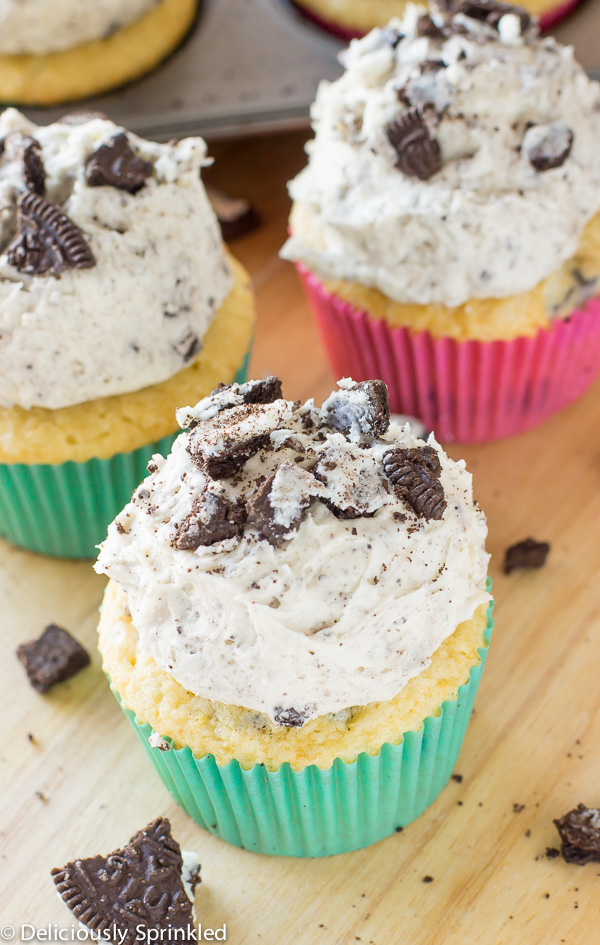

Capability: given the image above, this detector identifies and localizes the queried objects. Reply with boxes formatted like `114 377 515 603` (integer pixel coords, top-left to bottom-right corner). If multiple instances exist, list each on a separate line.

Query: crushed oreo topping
554 804 600 865
85 133 153 195
240 376 283 405
17 624 90 694
323 379 390 439
504 537 550 574
179 377 283 429
246 463 324 546
527 124 574 173
7 191 96 275
51 818 196 945
21 136 46 196
452 0 533 32
186 401 285 479
386 107 442 181
383 446 447 520
313 447 387 520
173 492 246 549
273 706 312 727
416 13 446 38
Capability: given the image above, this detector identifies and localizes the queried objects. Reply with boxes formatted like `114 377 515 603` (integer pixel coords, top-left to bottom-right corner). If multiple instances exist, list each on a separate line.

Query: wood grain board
2 11 600 939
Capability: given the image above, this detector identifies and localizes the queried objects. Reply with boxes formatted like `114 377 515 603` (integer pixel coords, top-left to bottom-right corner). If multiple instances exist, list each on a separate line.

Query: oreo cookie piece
186 401 287 479
526 123 574 173
17 624 90 694
173 492 246 550
416 13 446 38
504 537 550 574
207 185 262 242
273 706 313 727
178 377 283 429
7 192 95 275
21 136 46 196
386 107 442 181
383 446 447 521
246 463 325 546
554 804 600 865
452 0 533 32
85 133 153 195
51 818 196 945
322 379 390 440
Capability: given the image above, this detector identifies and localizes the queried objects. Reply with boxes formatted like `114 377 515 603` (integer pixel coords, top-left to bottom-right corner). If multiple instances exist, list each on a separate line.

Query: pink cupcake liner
297 265 600 443
289 0 582 40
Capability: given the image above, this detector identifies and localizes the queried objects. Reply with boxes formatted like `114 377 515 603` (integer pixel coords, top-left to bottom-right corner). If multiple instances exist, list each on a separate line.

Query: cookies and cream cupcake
0 0 198 105
96 376 492 856
282 1 600 441
291 0 581 39
0 108 254 557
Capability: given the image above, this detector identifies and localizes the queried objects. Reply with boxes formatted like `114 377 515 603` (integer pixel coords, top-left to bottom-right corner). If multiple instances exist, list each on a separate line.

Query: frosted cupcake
291 0 581 40
0 0 198 105
0 109 254 557
96 376 492 857
282 1 600 442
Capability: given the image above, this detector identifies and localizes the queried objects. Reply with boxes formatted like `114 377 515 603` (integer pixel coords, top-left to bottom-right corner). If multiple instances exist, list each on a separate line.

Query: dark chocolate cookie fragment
187 401 285 479
240 376 283 405
386 107 441 181
383 446 446 521
85 133 153 195
17 624 90 694
554 804 600 865
503 537 550 574
273 706 312 727
173 492 246 549
416 13 446 38
51 818 196 945
452 0 533 32
527 125 573 173
323 379 390 439
7 192 95 275
246 463 323 546
21 136 46 196
180 378 283 430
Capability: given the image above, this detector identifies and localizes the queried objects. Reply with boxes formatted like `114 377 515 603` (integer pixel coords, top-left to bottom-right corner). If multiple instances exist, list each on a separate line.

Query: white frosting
0 109 231 410
96 379 490 725
282 3 600 307
0 0 157 56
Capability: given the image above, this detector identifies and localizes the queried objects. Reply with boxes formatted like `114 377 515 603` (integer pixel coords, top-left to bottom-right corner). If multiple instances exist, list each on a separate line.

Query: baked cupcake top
95 377 489 726
0 0 156 56
0 109 231 410
282 1 600 307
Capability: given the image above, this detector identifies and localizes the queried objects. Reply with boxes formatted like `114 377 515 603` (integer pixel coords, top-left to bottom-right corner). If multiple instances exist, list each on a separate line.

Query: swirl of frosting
95 377 490 726
282 2 600 307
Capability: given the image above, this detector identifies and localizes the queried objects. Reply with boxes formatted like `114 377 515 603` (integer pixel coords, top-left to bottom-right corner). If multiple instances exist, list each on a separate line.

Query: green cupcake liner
112 588 493 858
0 352 251 559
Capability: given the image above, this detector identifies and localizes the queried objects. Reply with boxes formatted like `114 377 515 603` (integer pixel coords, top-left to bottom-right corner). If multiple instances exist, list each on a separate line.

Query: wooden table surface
3 16 600 942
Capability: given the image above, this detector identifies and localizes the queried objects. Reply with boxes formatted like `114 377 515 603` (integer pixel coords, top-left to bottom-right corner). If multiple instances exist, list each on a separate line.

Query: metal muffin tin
22 0 599 140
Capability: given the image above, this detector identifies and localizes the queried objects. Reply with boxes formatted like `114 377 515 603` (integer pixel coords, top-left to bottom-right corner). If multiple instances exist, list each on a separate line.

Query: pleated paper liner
110 591 493 858
297 266 600 443
290 0 582 40
0 351 251 559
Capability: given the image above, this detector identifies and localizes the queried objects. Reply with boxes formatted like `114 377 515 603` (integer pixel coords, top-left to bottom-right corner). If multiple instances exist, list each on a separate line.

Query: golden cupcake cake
96 376 492 856
0 108 254 557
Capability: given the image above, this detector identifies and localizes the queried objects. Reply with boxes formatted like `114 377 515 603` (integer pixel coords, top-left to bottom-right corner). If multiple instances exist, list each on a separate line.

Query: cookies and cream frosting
96 377 490 727
0 0 158 56
0 109 231 410
282 1 600 307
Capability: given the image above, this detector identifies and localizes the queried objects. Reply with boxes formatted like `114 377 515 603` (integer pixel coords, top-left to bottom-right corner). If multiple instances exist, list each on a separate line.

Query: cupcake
0 0 198 106
291 0 581 40
282 2 600 442
0 108 254 558
95 376 492 857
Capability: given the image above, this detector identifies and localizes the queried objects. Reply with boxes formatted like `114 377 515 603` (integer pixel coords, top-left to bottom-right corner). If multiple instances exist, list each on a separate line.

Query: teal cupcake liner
0 352 251 559
112 589 493 858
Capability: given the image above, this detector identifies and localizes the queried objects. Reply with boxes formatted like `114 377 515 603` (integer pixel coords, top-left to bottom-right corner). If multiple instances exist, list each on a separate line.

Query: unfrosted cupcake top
282 1 600 307
0 109 231 411
95 377 490 726
0 0 156 56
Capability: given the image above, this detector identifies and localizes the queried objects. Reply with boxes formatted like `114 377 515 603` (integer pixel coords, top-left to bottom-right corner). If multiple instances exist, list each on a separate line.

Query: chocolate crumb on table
17 624 90 694
554 804 600 864
504 537 550 574
451 773 463 783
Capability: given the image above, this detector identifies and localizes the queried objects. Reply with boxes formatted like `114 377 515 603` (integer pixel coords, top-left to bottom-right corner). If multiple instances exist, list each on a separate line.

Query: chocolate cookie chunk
273 706 313 727
554 804 600 865
51 818 196 945
85 133 153 195
383 446 447 521
173 492 246 549
17 624 90 694
452 0 533 32
187 401 286 479
21 136 46 196
7 192 96 275
387 107 441 181
323 379 390 439
504 537 550 574
527 124 573 173
246 463 324 546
